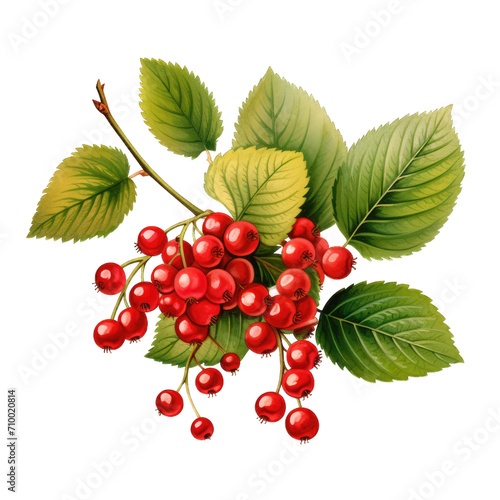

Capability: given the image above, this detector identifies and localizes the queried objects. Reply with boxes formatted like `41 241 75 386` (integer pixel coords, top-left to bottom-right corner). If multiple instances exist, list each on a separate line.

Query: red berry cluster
92 213 356 442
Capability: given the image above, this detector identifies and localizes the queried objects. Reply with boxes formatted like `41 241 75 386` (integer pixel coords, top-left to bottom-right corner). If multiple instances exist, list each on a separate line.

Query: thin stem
193 221 203 236
178 222 190 268
94 80 204 216
141 263 145 282
185 376 200 419
193 355 204 369
296 399 303 408
176 345 201 392
208 334 226 354
273 327 285 393
206 149 213 164
280 331 292 347
121 257 145 268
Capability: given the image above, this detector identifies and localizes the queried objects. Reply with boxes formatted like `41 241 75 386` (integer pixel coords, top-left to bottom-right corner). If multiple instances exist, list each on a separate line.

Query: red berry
294 296 317 324
238 284 271 316
282 369 315 399
175 315 208 345
224 221 260 256
136 226 167 256
187 299 220 326
225 258 255 286
202 212 234 239
285 408 319 443
245 322 277 355
288 218 320 242
118 307 148 342
322 246 355 279
156 390 183 417
282 238 316 269
94 263 126 295
174 267 208 302
151 264 178 294
129 282 159 312
93 319 125 352
195 368 224 396
159 292 186 318
276 269 311 301
191 417 214 440
193 235 225 268
287 340 321 370
313 237 329 262
205 269 236 304
220 353 240 374
312 261 325 285
221 289 240 311
161 238 194 270
255 392 286 423
263 295 297 329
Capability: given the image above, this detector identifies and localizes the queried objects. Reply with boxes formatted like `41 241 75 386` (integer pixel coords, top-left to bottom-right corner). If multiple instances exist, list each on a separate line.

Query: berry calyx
287 340 322 370
158 291 186 318
288 217 320 242
93 319 125 352
285 408 319 443
238 284 271 316
255 392 286 423
156 390 183 417
245 322 277 355
191 417 214 440
175 315 208 345
220 353 240 374
202 212 234 239
94 263 126 295
136 226 167 256
225 258 255 286
195 368 224 396
282 238 316 269
151 263 178 294
187 299 220 326
276 269 311 301
161 238 194 270
129 282 159 312
263 295 297 329
282 369 315 399
205 269 236 304
294 296 317 324
193 235 225 268
322 246 356 279
221 289 240 310
223 221 260 256
174 267 208 302
117 307 148 342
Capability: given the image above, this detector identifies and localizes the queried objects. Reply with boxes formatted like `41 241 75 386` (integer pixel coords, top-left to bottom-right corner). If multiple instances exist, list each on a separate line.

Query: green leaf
316 281 463 382
28 145 136 243
233 68 347 230
333 106 465 260
204 147 309 247
140 59 223 159
145 308 255 367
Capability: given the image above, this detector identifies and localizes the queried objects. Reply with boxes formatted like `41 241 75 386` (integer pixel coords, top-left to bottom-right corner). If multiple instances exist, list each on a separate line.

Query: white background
2 1 499 499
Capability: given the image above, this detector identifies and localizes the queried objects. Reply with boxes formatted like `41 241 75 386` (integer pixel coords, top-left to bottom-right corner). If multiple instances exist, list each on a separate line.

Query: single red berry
195 368 224 396
156 390 183 417
174 267 208 302
285 408 319 443
276 269 311 301
293 318 319 337
264 295 297 329
93 319 125 352
225 258 255 286
313 237 329 262
322 246 356 279
129 282 159 312
191 417 214 440
311 261 325 285
255 392 286 423
294 296 317 324
159 292 186 318
161 238 194 270
287 340 322 370
222 289 240 310
151 264 178 294
282 369 315 399
202 212 234 239
245 322 277 355
118 307 148 342
175 315 208 344
187 299 220 326
282 238 316 269
224 221 260 256
205 269 236 304
288 218 320 242
136 226 167 256
238 284 271 316
193 235 225 268
220 353 240 374
94 263 126 295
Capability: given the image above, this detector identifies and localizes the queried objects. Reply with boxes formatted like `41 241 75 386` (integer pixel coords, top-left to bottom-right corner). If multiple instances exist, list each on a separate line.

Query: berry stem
207 334 226 354
280 331 292 347
297 398 303 408
94 80 204 217
121 257 146 268
178 222 190 268
273 327 286 393
176 344 201 392
206 149 213 164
